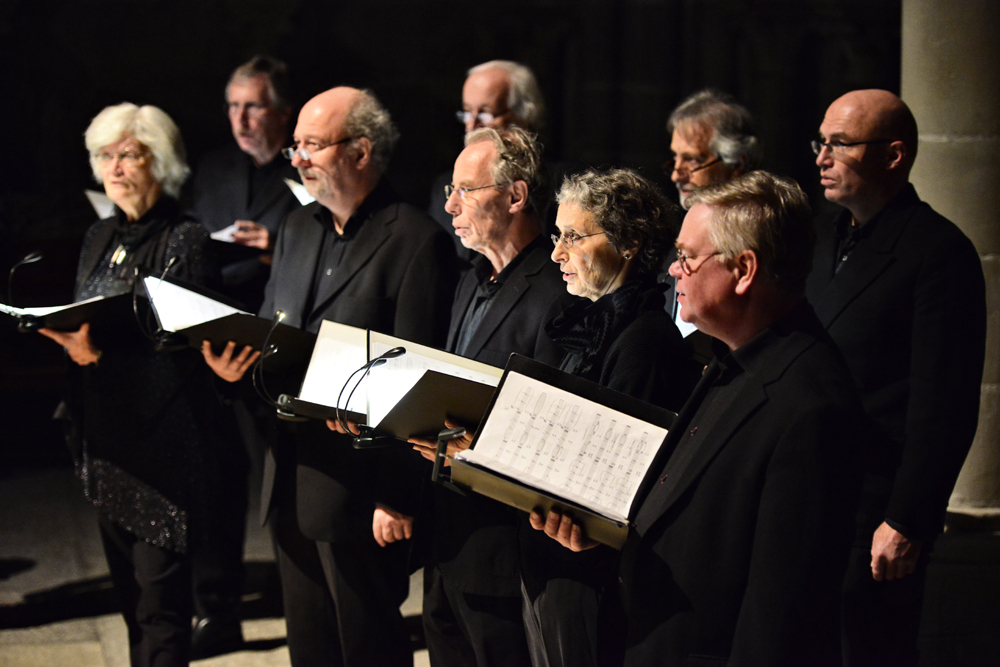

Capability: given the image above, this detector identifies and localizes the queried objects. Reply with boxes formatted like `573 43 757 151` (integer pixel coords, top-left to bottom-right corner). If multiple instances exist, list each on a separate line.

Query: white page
143 277 248 332
85 189 115 219
284 178 316 205
0 295 107 318
210 224 239 243
457 371 668 522
297 320 369 413
366 336 502 427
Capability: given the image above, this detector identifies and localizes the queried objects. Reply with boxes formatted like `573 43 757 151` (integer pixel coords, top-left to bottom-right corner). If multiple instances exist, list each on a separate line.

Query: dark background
0 0 901 465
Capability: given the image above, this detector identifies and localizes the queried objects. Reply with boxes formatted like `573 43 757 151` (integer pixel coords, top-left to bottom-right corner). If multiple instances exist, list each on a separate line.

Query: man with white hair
665 89 760 209
430 60 547 260
203 86 457 667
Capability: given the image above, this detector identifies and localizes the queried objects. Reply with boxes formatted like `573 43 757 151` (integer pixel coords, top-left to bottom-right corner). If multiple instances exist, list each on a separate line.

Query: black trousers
269 481 412 667
98 515 192 667
422 563 530 667
842 544 929 667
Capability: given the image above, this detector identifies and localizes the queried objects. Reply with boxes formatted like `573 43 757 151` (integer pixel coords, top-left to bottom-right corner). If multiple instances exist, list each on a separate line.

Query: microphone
335 346 406 448
253 311 308 420
9 251 44 332
8 251 42 306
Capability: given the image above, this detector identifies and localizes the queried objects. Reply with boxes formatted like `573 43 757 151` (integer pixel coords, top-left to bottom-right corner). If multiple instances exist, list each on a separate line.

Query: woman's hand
326 419 362 435
408 419 474 465
39 323 102 366
201 340 260 382
529 507 599 552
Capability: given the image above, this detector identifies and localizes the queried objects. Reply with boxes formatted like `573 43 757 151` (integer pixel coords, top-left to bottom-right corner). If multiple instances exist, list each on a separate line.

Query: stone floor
2 465 999 666
0 467 429 667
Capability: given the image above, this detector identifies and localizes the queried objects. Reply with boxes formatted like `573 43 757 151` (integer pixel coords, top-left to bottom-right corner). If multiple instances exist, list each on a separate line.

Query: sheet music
297 321 368 413
457 371 668 522
284 178 316 205
0 295 107 319
143 277 248 332
210 224 240 242
85 189 115 219
367 339 502 428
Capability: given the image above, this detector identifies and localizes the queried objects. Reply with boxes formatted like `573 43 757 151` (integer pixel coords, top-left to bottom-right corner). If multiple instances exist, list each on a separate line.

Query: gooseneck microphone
9 251 44 332
8 251 43 307
335 346 407 448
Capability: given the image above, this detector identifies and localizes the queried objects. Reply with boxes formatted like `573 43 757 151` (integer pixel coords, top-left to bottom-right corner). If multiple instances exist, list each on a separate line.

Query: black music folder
1 293 134 332
449 354 676 549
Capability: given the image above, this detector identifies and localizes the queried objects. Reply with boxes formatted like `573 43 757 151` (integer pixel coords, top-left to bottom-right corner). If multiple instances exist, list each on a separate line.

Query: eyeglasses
811 139 891 157
444 183 503 202
281 136 354 161
226 102 270 119
455 110 508 127
674 250 721 275
550 230 606 250
664 156 722 177
95 150 149 168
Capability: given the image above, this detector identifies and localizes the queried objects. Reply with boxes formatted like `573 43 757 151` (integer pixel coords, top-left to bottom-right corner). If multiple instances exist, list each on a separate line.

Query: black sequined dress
65 197 234 554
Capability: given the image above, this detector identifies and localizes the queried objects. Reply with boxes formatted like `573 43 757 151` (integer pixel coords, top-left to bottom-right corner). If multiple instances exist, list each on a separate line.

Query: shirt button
326 268 333 276
618 576 623 584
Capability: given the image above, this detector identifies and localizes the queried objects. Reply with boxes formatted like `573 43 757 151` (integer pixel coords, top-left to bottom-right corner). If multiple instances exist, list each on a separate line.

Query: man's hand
408 419 474 464
871 521 921 582
232 220 272 251
201 340 260 382
372 507 413 547
529 507 599 552
326 418 362 435
39 323 101 366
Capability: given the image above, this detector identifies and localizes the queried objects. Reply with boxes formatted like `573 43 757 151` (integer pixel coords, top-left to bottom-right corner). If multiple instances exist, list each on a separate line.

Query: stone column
902 0 1000 522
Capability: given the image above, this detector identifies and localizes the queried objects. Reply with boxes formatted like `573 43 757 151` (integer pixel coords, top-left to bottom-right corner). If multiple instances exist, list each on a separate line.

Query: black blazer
805 185 986 543
258 183 459 542
430 239 579 595
620 304 867 666
189 144 302 234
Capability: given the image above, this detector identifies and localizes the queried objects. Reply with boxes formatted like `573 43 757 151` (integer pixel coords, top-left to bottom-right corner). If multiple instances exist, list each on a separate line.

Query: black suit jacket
430 239 579 594
259 183 458 542
620 303 866 666
188 144 303 310
806 185 986 543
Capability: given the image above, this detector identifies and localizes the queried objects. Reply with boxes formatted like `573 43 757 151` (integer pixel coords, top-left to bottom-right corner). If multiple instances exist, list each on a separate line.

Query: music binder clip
431 426 468 496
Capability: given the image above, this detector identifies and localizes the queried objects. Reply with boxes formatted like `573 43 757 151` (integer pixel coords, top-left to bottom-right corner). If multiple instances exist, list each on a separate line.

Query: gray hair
465 126 549 217
668 89 761 170
84 103 189 198
343 89 400 177
468 60 546 132
687 171 814 297
227 54 292 112
557 168 681 280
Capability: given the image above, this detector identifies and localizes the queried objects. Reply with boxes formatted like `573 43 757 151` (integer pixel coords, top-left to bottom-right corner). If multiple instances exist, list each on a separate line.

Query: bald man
806 90 986 667
204 86 457 666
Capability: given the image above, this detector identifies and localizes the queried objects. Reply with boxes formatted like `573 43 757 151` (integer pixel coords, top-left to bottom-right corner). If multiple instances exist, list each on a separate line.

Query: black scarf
546 278 666 381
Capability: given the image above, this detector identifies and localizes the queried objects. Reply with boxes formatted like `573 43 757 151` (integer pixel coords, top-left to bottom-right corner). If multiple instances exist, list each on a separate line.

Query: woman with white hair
38 103 238 667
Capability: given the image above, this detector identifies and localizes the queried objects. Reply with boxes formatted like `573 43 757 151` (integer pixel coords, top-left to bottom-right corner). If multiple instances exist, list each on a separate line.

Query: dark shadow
0 558 35 581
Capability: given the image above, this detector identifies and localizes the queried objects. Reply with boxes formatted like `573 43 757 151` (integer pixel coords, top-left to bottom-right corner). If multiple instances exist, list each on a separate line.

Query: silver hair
227 54 292 112
557 168 681 280
84 103 190 198
465 126 549 216
342 89 400 177
687 171 814 296
468 60 546 132
668 89 761 170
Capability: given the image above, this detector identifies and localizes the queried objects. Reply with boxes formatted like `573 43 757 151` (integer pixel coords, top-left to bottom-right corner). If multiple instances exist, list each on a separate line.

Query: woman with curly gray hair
521 168 701 667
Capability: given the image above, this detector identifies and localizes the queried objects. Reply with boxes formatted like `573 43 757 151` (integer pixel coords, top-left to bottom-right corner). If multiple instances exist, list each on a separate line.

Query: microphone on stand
336 346 407 449
9 251 44 333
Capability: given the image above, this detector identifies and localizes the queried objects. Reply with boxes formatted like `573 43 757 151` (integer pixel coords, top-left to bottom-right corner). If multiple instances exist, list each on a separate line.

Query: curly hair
557 168 681 280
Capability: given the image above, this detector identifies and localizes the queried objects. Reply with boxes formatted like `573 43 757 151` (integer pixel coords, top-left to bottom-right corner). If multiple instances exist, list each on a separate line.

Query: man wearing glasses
806 89 986 667
429 61 546 260
203 86 457 667
665 89 761 209
406 126 577 667
188 55 301 312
